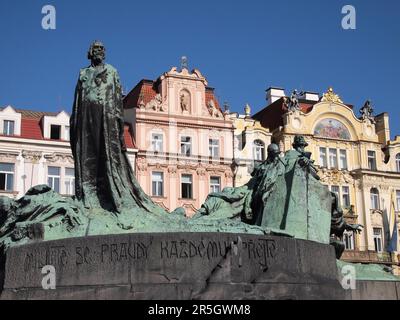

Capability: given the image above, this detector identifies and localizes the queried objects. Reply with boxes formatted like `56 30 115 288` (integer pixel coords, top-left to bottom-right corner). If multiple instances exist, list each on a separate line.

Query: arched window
370 188 380 210
253 140 265 161
396 153 400 172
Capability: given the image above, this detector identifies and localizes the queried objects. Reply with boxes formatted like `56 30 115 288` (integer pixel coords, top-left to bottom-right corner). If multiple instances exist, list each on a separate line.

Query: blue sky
1 0 399 138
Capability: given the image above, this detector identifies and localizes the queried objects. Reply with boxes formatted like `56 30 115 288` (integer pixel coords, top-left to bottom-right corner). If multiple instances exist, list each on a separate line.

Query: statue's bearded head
88 41 105 65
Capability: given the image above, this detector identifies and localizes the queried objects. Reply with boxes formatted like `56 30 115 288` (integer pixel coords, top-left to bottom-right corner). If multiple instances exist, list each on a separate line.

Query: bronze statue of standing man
70 41 159 214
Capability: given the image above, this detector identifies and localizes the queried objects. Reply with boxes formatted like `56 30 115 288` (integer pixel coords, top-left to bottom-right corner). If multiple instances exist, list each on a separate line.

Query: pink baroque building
124 66 234 216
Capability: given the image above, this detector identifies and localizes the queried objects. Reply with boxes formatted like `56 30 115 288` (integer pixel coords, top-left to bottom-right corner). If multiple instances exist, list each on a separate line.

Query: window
64 126 70 141
151 172 164 197
370 188 380 210
339 149 348 170
64 168 75 195
319 147 327 167
0 163 14 191
181 136 192 156
253 140 265 161
181 174 193 199
373 228 383 252
343 230 355 250
209 139 219 158
50 125 61 140
342 186 350 208
329 148 338 169
396 190 400 211
210 176 221 193
368 150 377 170
48 166 60 193
331 185 340 203
152 134 163 152
3 120 14 136
396 153 400 172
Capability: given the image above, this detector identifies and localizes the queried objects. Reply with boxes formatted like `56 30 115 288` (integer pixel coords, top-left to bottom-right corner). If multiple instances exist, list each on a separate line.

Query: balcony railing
341 250 394 264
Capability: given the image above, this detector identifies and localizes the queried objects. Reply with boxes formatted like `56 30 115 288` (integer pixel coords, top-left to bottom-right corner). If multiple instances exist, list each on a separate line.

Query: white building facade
0 106 137 199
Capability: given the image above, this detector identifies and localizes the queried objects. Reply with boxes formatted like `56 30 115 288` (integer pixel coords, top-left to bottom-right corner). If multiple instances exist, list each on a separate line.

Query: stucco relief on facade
146 93 165 112
0 152 18 163
44 153 74 165
136 157 148 174
207 100 221 118
319 168 353 185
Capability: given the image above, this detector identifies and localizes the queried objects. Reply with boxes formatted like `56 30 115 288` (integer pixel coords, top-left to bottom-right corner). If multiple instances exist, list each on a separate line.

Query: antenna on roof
181 56 188 71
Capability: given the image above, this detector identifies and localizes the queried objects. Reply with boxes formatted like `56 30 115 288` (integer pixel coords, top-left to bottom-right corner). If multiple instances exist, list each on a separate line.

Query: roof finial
223 101 230 113
181 56 188 71
244 103 251 116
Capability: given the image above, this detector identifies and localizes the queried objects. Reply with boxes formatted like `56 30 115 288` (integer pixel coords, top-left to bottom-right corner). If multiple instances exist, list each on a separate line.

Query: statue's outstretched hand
346 223 364 234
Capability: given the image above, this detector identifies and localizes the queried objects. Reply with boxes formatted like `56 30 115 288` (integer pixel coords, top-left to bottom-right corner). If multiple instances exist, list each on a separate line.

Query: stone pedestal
0 233 351 300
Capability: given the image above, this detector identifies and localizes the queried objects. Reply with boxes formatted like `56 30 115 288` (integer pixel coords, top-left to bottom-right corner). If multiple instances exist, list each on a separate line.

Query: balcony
341 250 394 264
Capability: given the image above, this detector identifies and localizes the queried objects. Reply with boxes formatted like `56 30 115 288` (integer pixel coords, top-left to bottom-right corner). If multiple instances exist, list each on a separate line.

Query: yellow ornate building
229 104 272 186
253 87 400 273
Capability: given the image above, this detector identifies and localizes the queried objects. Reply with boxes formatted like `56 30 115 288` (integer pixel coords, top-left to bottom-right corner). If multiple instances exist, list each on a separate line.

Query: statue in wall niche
359 99 376 123
180 91 190 112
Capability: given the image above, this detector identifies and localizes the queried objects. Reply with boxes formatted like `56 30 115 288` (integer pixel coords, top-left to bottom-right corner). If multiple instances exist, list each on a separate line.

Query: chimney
266 87 285 105
303 91 319 102
375 112 390 144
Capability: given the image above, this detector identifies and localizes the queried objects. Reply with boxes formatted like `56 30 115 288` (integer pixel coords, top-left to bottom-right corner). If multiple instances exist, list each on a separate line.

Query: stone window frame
3 119 15 136
373 227 383 253
395 153 400 173
0 162 15 192
181 174 193 199
151 132 164 153
367 150 377 171
253 139 265 162
209 176 221 193
46 166 75 195
208 138 220 159
151 171 164 197
370 188 380 210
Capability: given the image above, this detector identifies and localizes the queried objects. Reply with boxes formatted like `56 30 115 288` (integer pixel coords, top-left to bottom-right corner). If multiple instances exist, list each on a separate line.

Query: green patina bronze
0 41 398 282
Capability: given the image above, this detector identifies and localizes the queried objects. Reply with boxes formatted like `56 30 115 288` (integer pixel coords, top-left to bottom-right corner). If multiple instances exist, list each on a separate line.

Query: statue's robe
194 157 284 224
71 64 162 214
261 150 332 243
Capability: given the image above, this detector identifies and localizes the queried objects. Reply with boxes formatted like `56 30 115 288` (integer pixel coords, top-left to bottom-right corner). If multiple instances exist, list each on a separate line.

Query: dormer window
64 126 70 141
50 125 61 140
3 120 15 136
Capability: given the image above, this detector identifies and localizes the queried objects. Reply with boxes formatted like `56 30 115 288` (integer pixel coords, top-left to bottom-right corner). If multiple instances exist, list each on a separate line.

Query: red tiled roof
253 97 355 132
253 98 316 132
21 117 45 140
124 124 135 148
123 80 222 112
123 80 157 109
205 87 222 112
